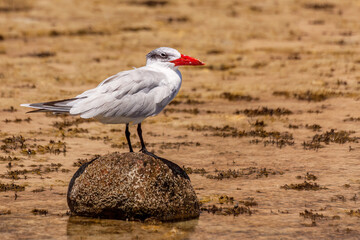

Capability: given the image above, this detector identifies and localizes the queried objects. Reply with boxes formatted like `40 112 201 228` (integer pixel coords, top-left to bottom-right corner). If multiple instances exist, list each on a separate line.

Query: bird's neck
145 63 182 81
146 62 179 72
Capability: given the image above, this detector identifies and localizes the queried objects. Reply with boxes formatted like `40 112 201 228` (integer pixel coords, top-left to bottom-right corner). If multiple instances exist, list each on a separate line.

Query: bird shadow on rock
142 151 190 180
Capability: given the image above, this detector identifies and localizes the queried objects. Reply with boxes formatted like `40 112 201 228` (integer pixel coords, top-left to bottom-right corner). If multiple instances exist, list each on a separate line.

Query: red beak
170 54 205 66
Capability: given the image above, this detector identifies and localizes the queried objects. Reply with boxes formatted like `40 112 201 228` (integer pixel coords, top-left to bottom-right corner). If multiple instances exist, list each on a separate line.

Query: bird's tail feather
21 98 79 114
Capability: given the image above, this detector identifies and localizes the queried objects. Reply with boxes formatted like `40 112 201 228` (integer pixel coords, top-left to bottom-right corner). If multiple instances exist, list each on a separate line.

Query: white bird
21 47 204 156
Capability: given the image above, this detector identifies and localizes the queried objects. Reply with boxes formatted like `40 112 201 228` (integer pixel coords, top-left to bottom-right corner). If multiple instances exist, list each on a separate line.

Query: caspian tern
21 47 204 156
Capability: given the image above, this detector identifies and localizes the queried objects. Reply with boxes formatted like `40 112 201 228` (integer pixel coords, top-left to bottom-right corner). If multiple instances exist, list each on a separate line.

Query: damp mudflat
1 0 360 239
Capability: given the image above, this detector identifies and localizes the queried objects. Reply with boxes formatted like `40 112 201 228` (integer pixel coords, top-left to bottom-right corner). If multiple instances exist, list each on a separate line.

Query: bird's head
146 47 204 68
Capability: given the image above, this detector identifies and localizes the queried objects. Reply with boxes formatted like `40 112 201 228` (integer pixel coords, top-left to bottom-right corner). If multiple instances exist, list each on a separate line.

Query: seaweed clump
303 3 335 11
0 156 20 162
200 195 256 216
31 209 48 216
220 92 258 102
305 172 318 181
294 91 334 102
169 99 204 105
299 209 328 224
3 117 32 123
1 135 26 153
281 181 327 191
300 209 327 220
235 107 292 117
1 163 68 180
130 0 169 8
273 90 346 102
0 136 66 155
346 209 360 217
183 167 207 175
343 117 360 122
303 129 359 150
206 167 283 180
163 108 199 115
35 140 67 155
200 204 252 216
305 124 322 132
0 182 25 192
188 124 294 148
52 118 93 129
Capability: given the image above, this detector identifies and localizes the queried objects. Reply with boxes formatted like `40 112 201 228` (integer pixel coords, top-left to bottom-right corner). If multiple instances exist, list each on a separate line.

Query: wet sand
0 0 360 239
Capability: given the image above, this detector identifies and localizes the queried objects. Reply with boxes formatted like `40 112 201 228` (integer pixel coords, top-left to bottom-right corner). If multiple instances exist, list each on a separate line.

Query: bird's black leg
137 123 147 152
125 123 133 152
137 123 159 159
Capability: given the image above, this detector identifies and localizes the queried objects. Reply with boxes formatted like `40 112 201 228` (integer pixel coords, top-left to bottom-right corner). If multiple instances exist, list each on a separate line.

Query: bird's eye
160 53 167 58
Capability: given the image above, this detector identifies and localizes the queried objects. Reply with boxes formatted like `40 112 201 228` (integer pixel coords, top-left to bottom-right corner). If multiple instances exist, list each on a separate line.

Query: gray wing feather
69 68 175 120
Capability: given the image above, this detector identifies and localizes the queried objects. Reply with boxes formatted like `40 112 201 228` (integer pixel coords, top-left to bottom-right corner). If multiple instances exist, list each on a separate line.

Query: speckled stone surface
67 152 199 221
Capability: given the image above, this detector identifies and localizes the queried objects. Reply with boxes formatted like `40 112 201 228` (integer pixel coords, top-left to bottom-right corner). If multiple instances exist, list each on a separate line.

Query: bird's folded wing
69 68 176 119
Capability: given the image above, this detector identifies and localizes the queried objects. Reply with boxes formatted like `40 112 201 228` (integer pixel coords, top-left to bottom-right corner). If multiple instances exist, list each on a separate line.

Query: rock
67 152 199 221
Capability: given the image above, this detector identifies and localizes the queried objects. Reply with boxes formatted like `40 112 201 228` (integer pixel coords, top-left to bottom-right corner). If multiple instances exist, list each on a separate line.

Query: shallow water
2 212 359 240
